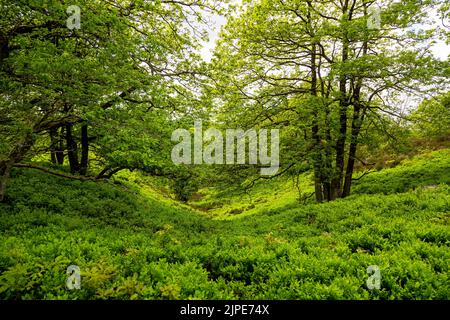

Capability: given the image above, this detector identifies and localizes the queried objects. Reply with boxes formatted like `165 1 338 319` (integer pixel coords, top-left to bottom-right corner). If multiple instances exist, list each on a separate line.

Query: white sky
199 3 450 62
431 41 450 60
199 14 227 62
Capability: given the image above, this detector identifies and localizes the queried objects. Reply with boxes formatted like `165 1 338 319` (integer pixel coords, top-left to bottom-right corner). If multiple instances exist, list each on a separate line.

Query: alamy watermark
366 265 381 290
67 5 81 30
66 265 81 290
367 6 381 30
171 121 280 176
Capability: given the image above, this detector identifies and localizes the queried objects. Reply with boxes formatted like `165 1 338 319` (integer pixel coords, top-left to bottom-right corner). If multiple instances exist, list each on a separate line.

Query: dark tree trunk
322 102 334 201
332 10 350 199
79 123 89 176
322 182 331 202
0 133 34 202
50 127 65 165
0 162 8 202
342 105 361 197
314 175 323 203
310 42 324 203
342 7 368 198
55 127 65 165
50 128 58 164
332 100 347 198
0 33 10 65
311 121 324 203
66 123 80 174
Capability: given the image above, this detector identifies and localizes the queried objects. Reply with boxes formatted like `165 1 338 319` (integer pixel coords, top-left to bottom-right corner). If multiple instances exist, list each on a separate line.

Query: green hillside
0 150 448 299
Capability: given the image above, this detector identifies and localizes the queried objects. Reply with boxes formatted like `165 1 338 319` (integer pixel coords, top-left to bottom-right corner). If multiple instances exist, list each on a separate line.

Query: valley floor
0 150 449 299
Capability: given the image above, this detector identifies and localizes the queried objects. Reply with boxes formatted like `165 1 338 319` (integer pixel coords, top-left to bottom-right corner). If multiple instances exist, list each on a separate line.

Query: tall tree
211 0 448 201
0 0 221 201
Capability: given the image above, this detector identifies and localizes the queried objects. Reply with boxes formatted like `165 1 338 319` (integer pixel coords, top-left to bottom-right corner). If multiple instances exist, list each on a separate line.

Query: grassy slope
0 150 449 299
189 149 450 220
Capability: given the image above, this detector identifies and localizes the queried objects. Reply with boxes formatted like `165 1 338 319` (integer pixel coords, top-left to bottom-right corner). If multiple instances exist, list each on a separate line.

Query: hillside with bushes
1 0 449 301
0 150 448 299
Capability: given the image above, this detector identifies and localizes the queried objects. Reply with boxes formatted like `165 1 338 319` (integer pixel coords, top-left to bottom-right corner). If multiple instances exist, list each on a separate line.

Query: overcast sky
199 14 227 62
199 4 450 62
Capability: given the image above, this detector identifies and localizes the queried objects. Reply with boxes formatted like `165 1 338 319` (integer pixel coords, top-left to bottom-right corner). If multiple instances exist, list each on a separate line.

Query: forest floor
0 149 449 299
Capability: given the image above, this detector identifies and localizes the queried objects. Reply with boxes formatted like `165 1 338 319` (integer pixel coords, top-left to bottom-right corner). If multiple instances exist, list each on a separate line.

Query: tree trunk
322 102 334 201
0 133 34 202
56 127 65 165
332 6 350 199
314 175 323 203
332 100 347 198
342 4 369 198
50 127 66 165
49 128 58 164
79 123 89 176
310 41 324 202
66 123 80 174
342 105 362 197
0 162 9 202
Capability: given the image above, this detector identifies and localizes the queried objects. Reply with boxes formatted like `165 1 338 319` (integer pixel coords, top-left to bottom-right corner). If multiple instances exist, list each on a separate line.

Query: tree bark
48 126 68 165
49 128 58 164
310 41 325 203
342 3 369 198
342 104 362 197
66 123 80 174
332 2 350 199
79 123 89 176
0 133 34 202
323 102 334 201
56 127 65 165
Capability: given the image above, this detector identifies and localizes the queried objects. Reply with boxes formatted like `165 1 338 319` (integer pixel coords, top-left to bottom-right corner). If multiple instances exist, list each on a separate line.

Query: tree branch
13 163 106 182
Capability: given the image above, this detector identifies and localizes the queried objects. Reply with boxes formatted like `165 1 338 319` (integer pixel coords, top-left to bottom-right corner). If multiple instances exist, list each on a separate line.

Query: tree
210 0 448 202
0 0 221 201
411 91 450 141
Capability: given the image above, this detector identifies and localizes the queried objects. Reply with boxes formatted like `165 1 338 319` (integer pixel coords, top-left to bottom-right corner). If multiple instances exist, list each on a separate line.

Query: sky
199 3 450 62
199 13 227 62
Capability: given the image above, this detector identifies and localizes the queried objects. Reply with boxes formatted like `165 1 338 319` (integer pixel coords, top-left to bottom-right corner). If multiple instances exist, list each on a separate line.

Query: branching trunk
333 47 349 198
0 133 34 202
310 41 325 203
330 1 351 200
342 2 370 198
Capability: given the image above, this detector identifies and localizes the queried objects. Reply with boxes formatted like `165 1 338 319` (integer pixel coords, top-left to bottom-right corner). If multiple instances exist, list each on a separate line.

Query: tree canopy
0 0 448 202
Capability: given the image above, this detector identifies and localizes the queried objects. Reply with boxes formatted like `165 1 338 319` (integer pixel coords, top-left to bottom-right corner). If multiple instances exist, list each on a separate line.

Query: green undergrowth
0 149 449 299
188 149 450 220
352 149 450 195
0 150 450 299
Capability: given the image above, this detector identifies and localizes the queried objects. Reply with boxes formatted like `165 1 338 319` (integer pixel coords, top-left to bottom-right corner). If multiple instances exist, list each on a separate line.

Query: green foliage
172 173 200 203
0 0 217 185
209 0 449 199
0 151 449 299
0 0 448 301
410 92 450 141
353 150 450 195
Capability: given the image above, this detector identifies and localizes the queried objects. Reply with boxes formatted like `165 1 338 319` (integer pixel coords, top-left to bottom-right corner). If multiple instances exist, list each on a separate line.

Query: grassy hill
0 150 449 299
